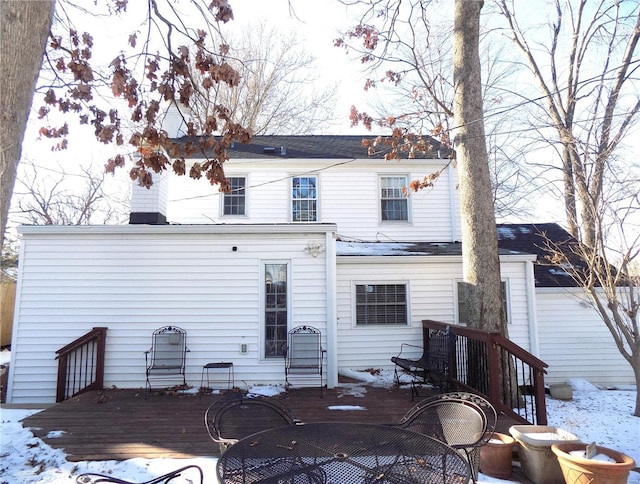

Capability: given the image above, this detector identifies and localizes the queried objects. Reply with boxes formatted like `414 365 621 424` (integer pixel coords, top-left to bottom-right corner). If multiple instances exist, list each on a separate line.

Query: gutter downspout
525 260 540 356
325 231 338 388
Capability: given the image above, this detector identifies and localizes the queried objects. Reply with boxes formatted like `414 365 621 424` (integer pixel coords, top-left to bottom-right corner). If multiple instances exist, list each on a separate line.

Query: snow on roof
337 242 432 256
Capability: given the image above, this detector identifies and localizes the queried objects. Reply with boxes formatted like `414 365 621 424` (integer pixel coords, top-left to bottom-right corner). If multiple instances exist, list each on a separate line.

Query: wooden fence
1 281 16 347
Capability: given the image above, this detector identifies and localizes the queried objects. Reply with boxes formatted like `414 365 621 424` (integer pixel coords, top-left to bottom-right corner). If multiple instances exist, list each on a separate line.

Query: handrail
422 320 548 425
55 327 107 402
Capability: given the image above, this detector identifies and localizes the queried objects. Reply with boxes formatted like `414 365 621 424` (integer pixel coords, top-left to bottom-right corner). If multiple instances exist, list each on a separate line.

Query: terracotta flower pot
551 442 637 484
479 432 516 479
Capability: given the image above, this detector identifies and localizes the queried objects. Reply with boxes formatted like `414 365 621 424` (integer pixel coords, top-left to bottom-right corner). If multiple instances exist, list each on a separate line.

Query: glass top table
216 421 471 484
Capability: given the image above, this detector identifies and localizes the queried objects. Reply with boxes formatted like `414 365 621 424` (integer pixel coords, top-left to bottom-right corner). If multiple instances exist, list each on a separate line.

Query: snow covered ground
1 350 638 483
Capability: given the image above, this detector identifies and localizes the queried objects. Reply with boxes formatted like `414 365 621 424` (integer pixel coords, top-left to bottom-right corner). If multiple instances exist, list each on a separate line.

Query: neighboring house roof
497 223 582 288
172 135 454 160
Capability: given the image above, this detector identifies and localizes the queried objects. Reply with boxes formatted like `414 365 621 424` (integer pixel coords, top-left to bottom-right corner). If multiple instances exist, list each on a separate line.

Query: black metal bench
391 325 455 399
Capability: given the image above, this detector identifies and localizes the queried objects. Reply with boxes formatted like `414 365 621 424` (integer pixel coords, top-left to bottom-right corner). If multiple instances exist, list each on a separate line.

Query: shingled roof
337 223 584 288
497 223 583 287
171 135 453 160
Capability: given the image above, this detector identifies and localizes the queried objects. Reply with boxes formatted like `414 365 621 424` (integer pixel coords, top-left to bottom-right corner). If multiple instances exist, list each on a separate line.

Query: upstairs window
355 284 408 325
380 176 408 221
457 281 510 324
223 177 246 216
292 176 317 222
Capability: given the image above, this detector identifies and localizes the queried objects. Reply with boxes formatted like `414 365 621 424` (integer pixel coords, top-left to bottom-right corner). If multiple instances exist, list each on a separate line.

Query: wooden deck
21 383 524 462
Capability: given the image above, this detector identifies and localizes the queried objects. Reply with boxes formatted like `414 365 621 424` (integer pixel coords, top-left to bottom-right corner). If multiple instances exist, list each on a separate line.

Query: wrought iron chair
75 465 203 484
144 326 189 392
284 325 326 397
395 393 494 483
204 394 301 454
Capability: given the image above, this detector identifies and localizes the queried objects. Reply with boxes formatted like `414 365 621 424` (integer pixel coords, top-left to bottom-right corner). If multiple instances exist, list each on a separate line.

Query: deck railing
55 327 107 402
423 320 548 425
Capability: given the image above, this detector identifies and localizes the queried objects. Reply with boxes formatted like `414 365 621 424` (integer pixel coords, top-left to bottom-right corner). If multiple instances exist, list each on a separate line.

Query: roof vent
263 146 276 154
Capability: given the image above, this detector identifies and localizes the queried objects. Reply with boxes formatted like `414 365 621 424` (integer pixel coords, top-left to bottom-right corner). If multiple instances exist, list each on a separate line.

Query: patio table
216 421 471 483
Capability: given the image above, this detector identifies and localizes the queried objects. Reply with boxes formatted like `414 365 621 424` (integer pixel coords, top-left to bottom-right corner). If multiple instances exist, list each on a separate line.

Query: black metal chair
75 465 203 484
204 394 301 454
144 326 189 392
395 393 494 483
284 325 326 397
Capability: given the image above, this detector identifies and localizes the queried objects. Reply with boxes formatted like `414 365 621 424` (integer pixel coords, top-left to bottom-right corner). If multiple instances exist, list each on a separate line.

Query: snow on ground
1 368 638 483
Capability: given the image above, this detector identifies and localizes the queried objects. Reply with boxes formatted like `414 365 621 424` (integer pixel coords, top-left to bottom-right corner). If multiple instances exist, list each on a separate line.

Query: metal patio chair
75 464 203 484
395 393 493 483
284 325 326 397
144 326 189 392
205 394 301 454
402 392 497 480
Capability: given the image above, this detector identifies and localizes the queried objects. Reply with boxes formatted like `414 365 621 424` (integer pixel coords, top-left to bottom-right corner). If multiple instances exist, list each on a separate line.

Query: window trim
352 281 410 327
454 279 511 325
221 175 248 217
261 260 291 360
290 175 319 222
378 174 411 223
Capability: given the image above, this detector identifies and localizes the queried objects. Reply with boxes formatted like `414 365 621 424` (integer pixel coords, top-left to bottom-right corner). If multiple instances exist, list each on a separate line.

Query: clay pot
551 442 636 484
479 432 516 479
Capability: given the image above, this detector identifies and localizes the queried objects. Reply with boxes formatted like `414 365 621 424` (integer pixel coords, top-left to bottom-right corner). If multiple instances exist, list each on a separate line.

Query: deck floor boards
18 384 532 482
21 383 521 462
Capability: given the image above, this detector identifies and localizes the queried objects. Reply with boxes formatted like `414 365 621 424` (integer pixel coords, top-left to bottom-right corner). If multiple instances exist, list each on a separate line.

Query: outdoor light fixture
304 241 325 257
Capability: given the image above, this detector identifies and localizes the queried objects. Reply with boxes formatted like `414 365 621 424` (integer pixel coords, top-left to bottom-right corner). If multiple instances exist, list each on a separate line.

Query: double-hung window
223 177 246 216
380 176 409 221
457 281 510 324
292 176 317 222
355 283 408 325
264 263 288 357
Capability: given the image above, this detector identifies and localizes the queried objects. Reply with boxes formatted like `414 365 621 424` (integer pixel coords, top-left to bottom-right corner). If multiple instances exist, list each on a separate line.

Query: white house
6 135 633 404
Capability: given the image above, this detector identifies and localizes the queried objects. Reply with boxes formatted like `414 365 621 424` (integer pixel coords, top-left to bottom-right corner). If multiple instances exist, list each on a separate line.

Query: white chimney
161 102 188 138
129 170 169 224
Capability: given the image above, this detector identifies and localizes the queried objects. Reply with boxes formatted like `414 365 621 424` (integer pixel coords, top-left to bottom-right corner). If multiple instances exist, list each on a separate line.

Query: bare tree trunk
453 0 507 336
561 145 579 238
0 0 54 248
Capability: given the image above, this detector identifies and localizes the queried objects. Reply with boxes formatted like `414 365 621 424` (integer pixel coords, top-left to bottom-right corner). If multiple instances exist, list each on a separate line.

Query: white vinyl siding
8 227 332 403
335 257 532 372
166 158 459 242
536 289 635 386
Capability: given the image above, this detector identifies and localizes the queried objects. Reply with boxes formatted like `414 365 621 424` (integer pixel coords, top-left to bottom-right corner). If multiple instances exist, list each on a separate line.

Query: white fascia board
337 253 537 264
536 286 591 294
337 255 461 264
18 223 338 236
500 254 538 263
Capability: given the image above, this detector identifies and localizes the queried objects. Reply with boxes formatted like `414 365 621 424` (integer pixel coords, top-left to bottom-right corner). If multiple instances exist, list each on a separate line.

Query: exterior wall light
304 241 325 257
